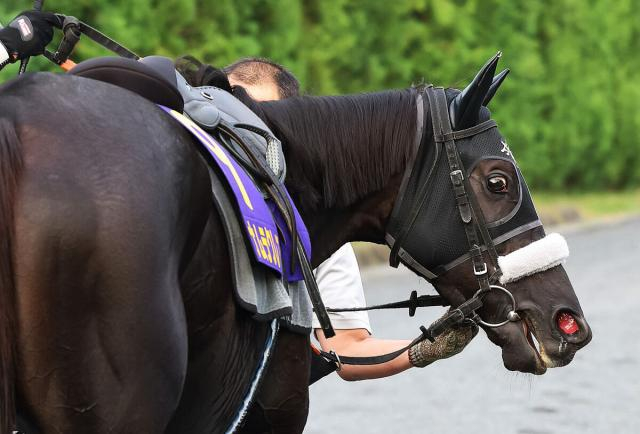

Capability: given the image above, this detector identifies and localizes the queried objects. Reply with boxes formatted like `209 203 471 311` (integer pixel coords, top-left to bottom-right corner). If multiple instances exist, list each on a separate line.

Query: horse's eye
487 175 508 193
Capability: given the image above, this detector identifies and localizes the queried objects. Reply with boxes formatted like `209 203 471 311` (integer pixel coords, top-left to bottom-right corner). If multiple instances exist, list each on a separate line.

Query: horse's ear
483 69 510 107
449 52 501 130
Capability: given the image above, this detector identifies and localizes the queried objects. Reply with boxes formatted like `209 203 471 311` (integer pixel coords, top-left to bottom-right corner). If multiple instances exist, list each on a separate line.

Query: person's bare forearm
316 329 412 381
315 320 478 381
333 337 412 381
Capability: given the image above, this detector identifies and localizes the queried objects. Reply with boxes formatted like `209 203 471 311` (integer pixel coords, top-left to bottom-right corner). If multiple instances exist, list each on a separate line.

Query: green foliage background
2 0 639 191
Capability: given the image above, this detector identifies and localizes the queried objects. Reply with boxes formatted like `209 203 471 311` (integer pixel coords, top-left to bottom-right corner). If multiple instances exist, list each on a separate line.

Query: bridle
386 85 520 330
317 85 522 368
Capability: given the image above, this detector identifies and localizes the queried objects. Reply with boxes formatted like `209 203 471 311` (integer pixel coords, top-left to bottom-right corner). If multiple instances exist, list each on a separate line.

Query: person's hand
0 11 61 62
408 317 479 368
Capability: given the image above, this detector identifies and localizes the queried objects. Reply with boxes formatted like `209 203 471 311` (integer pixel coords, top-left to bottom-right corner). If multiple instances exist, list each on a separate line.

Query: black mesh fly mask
386 86 541 281
385 84 545 328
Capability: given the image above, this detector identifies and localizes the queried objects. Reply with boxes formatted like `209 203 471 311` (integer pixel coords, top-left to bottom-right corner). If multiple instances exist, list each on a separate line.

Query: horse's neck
260 90 419 266
300 176 406 266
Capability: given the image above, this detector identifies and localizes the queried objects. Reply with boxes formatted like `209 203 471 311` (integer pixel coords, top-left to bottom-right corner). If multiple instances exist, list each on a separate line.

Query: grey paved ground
305 217 640 434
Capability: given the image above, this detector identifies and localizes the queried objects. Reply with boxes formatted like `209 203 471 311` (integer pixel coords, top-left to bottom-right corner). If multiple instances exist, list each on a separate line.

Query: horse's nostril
557 311 579 335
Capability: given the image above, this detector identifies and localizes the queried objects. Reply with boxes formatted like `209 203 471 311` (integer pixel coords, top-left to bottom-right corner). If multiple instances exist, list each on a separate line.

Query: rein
326 290 446 317
30 13 138 72
316 293 481 368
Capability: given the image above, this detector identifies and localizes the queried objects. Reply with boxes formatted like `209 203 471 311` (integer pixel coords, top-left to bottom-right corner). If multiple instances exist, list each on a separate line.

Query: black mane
244 89 419 211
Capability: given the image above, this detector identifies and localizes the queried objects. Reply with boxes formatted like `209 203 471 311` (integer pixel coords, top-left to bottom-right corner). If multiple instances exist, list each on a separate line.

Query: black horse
0 56 591 433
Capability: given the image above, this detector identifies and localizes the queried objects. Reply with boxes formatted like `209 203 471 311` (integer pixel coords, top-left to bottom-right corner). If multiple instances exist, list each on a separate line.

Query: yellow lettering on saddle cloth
247 221 282 268
266 230 281 268
169 110 253 210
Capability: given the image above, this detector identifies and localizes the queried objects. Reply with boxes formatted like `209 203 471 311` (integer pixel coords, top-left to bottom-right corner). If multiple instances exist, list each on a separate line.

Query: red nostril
558 312 579 335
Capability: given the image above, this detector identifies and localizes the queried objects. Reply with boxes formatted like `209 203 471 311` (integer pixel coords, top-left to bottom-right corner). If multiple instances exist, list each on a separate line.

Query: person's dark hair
223 57 300 99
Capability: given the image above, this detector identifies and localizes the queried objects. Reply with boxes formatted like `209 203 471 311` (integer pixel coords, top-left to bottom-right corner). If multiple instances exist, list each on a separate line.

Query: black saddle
68 56 184 112
67 55 287 182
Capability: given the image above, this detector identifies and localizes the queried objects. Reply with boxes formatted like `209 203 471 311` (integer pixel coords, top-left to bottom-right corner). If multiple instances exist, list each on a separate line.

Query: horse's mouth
522 315 548 374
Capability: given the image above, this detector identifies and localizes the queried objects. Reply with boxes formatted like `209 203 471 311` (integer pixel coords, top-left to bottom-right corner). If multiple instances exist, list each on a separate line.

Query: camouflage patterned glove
408 319 478 368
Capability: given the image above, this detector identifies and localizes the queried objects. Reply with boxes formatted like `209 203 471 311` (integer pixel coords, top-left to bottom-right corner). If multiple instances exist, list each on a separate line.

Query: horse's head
386 53 591 374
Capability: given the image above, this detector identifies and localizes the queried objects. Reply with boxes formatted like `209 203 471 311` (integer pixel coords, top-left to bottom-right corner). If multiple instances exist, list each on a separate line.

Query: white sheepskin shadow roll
498 233 569 284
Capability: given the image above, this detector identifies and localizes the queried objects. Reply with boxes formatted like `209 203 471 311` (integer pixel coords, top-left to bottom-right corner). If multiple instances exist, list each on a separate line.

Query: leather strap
325 290 446 317
215 121 336 337
321 330 427 367
428 86 495 293
317 294 481 366
434 119 497 142
79 20 139 59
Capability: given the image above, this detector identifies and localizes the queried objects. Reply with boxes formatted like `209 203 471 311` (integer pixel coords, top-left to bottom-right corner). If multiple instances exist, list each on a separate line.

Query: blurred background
1 1 638 432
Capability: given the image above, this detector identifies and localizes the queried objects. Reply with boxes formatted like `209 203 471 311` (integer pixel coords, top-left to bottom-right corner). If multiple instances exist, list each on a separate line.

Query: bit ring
475 285 520 328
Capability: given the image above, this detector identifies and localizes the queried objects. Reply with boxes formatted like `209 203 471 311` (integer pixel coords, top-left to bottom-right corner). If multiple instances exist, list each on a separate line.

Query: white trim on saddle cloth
498 233 569 284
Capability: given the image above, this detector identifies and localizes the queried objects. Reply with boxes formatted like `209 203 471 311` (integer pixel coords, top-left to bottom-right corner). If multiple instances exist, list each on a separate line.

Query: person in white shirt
0 13 477 383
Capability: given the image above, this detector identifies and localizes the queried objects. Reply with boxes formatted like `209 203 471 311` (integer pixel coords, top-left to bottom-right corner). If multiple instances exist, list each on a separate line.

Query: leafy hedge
2 0 638 190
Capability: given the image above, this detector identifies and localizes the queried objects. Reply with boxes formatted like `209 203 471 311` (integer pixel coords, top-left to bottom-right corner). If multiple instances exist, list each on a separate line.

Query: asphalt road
305 217 640 434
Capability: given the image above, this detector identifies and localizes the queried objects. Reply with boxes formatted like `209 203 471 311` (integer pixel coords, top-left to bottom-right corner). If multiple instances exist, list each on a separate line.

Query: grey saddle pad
210 169 312 333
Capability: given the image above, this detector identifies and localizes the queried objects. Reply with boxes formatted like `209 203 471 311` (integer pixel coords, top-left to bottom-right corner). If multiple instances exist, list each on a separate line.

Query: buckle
329 350 342 371
450 169 464 186
474 262 488 276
